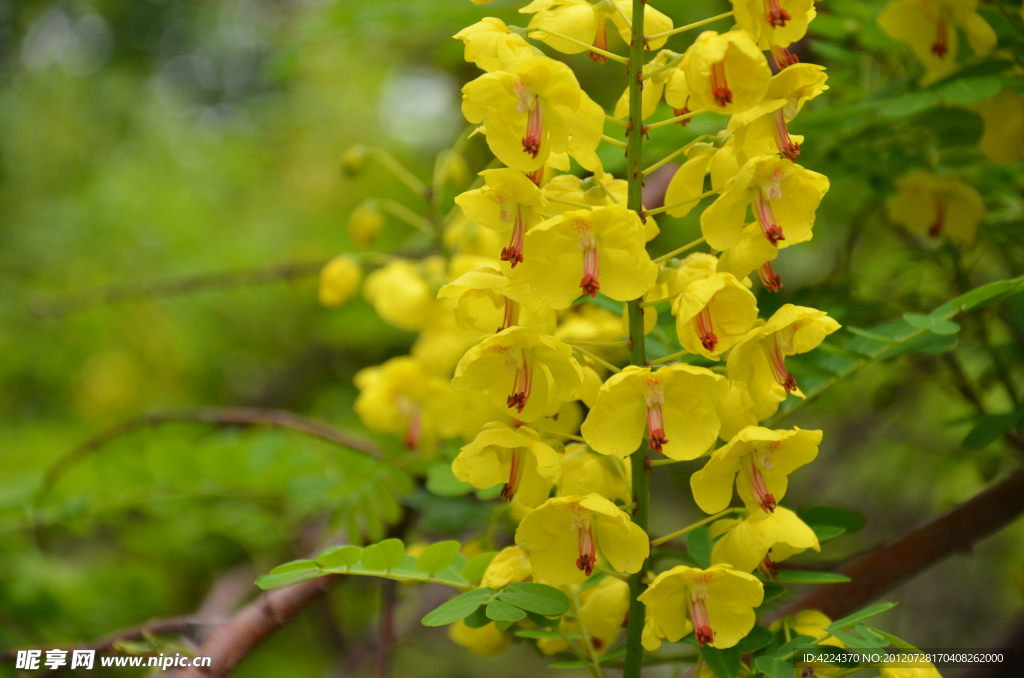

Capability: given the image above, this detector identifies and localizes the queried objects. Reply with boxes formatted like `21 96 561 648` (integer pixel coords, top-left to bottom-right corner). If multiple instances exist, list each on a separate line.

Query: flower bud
318 255 362 308
340 144 369 177
348 199 384 248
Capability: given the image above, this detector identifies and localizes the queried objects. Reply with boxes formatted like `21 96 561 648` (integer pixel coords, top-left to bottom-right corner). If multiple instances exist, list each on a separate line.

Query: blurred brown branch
39 407 385 499
29 260 327 318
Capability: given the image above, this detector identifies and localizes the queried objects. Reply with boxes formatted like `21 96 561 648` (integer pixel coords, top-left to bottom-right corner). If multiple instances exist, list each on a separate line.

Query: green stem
623 2 648 678
572 347 623 374
644 190 720 217
649 508 739 547
642 135 715 177
647 349 688 366
603 134 629 149
645 11 734 40
644 108 707 131
526 27 630 64
379 199 435 236
370 148 428 197
652 237 706 264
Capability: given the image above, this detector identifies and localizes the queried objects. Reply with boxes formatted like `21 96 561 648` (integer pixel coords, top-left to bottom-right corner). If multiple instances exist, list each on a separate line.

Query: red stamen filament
404 406 421 451
673 97 693 127
576 521 597 576
753 191 786 246
501 448 525 502
589 20 608 64
499 296 519 332
527 167 545 186
579 229 601 297
928 197 945 238
746 454 777 513
770 45 800 70
646 402 668 454
696 306 718 352
523 99 544 158
689 597 715 647
771 109 800 160
758 262 783 292
764 333 798 394
710 60 732 108
764 0 792 26
501 206 527 266
932 13 949 58
758 550 779 579
507 349 533 413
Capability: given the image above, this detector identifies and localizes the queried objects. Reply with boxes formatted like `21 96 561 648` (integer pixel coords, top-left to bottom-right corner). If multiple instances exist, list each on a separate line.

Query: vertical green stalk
623 1 648 677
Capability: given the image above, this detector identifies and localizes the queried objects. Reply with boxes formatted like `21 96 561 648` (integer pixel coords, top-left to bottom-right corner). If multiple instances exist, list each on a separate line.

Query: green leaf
846 326 901 343
515 629 581 640
931 276 1024 318
855 624 888 646
486 599 527 622
883 332 958 359
880 89 942 117
686 526 712 568
315 545 361 569
255 559 320 589
702 646 741 678
754 655 795 678
548 661 586 669
735 625 775 654
426 462 474 497
761 583 787 603
415 540 461 574
774 634 815 658
498 582 571 616
360 539 405 572
826 602 897 632
942 76 1002 104
870 628 922 652
902 313 961 335
773 570 851 584
602 646 627 660
812 525 847 542
830 629 885 649
797 506 866 533
421 588 495 627
964 412 1022 449
461 551 498 582
526 610 562 628
463 605 490 628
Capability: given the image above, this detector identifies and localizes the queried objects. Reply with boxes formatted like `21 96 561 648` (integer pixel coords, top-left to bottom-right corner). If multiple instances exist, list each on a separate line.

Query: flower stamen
644 377 669 454
573 508 597 576
501 448 525 502
403 405 421 451
696 306 718 351
688 586 715 646
507 348 534 413
710 59 732 108
576 220 601 297
932 12 949 58
501 206 528 266
771 109 801 160
764 0 792 27
746 453 777 513
770 45 800 70
757 262 784 292
515 81 544 159
758 549 779 579
763 332 798 394
500 296 519 332
589 19 608 64
928 197 945 238
753 190 786 246
673 96 693 127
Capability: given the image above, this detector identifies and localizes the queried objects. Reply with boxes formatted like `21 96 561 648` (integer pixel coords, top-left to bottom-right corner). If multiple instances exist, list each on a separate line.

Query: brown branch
29 260 327 318
769 466 1024 622
174 575 338 678
40 407 385 498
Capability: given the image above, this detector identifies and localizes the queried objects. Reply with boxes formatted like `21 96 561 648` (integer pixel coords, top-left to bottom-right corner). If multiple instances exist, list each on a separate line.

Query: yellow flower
702 154 830 251
543 173 660 241
730 63 829 162
716 222 782 293
412 300 488 378
690 425 822 515
682 31 772 116
769 610 843 647
452 422 562 507
555 303 629 366
731 0 817 69
461 56 604 173
452 326 584 422
647 252 720 302
673 272 759 359
438 266 556 334
480 545 534 588
727 304 840 420
639 563 763 649
663 144 716 219
524 205 658 309
538 577 630 656
521 0 673 62
354 357 463 455
515 494 649 585
614 51 677 120
448 620 514 657
455 168 548 266
348 199 384 248
710 506 820 575
878 0 996 83
454 18 541 72
558 443 632 505
887 169 985 246
318 255 362 308
976 90 1024 164
581 364 726 460
363 258 442 332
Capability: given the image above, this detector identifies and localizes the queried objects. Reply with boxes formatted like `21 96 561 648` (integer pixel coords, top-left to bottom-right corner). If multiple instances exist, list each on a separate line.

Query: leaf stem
645 11 734 40
649 508 739 547
647 349 689 366
527 28 630 64
642 135 715 177
652 237 706 264
572 347 623 374
602 134 629 149
379 199 436 236
370 148 429 197
644 108 707 131
644 191 719 217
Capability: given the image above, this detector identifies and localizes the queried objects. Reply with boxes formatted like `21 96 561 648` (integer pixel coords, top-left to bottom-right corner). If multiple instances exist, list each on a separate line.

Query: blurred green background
1 0 1023 675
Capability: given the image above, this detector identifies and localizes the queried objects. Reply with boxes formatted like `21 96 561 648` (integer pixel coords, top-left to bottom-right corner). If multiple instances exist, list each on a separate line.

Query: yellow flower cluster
329 0 856 662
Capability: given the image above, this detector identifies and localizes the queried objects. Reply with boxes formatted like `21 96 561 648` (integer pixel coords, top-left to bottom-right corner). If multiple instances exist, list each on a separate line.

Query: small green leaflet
421 588 495 627
826 602 897 632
